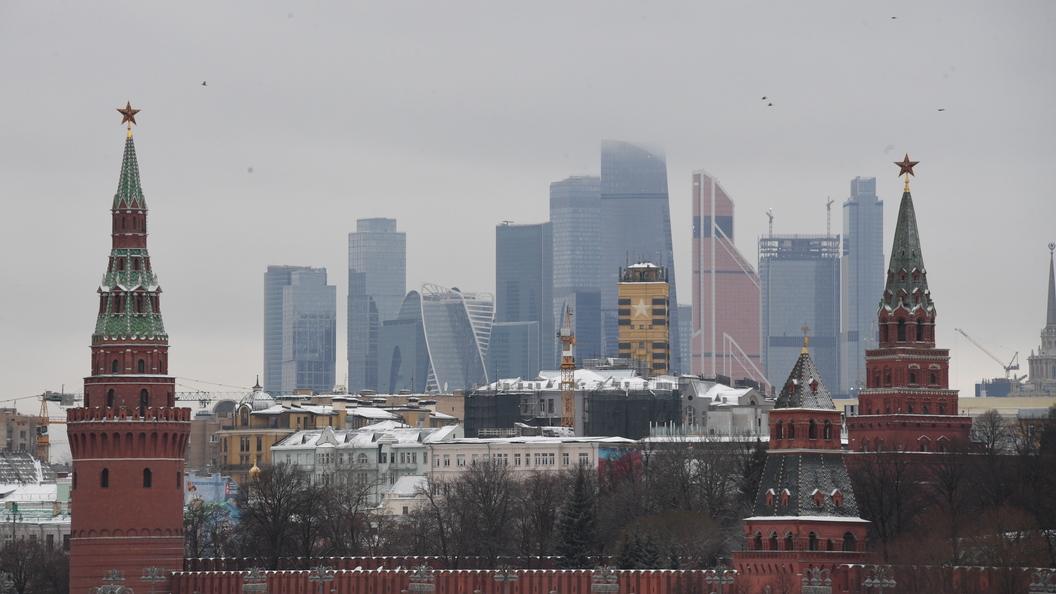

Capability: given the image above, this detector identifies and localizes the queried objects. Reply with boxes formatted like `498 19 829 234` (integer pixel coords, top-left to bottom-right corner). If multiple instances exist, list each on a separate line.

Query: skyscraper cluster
263 144 884 397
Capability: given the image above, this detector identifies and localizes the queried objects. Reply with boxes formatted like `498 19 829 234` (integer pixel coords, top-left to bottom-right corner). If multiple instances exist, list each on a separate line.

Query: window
787 422 795 439
143 468 152 488
138 359 146 373
140 389 149 409
472 454 479 465
563 453 570 466
843 532 856 552
775 420 783 440
434 456 440 467
101 468 109 488
769 532 779 551
402 506 409 515
823 420 833 440
897 319 906 342
808 532 818 551
107 389 115 408
358 453 369 465
514 453 521 466
809 419 818 440
443 454 450 467
784 532 794 551
456 454 465 467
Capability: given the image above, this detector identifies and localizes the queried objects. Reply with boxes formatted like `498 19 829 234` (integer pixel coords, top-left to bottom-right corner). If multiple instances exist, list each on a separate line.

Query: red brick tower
733 341 873 592
847 157 972 452
68 104 190 593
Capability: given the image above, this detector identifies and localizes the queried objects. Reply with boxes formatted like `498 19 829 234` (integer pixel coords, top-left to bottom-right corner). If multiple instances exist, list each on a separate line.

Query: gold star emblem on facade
633 299 650 318
117 101 140 127
894 154 919 177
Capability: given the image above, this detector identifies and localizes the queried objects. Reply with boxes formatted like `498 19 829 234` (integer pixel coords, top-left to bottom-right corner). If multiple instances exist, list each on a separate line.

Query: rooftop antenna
826 197 835 236
766 208 774 237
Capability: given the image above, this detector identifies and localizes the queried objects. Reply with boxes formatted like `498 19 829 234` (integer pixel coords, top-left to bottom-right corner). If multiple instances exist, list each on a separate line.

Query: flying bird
768 103 773 107
202 81 207 86
761 96 767 100
937 108 945 111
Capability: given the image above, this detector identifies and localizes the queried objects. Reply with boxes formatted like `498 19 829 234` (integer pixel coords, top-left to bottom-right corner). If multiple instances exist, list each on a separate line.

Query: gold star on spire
894 154 919 191
117 101 140 136
801 325 810 354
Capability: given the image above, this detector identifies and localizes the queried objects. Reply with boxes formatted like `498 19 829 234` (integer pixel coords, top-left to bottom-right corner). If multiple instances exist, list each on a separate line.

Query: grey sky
2 2 1055 424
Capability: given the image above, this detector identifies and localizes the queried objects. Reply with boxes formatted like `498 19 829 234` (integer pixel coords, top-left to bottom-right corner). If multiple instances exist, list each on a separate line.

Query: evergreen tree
555 469 597 568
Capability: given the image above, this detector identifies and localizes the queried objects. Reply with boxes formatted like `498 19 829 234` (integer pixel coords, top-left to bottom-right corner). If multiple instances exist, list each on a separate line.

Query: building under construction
465 370 680 440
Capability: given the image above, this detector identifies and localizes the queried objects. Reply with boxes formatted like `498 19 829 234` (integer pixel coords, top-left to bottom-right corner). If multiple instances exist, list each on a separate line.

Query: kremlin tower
733 339 872 592
847 156 972 452
67 104 190 593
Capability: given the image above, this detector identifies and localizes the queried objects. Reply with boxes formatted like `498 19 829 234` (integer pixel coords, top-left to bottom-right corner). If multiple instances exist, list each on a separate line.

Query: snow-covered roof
350 407 401 420
387 475 427 498
493 368 675 392
434 435 636 447
274 423 446 450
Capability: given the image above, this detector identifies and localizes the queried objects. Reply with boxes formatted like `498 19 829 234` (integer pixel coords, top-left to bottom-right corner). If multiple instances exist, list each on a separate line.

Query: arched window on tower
143 468 152 488
107 389 115 408
824 420 833 440
843 532 856 551
112 360 119 373
898 319 907 342
787 422 796 439
101 468 109 488
809 419 818 439
784 532 794 551
138 359 145 374
775 420 784 440
769 532 779 551
808 532 818 551
140 389 149 409
132 217 137 230
753 532 762 551
917 319 925 341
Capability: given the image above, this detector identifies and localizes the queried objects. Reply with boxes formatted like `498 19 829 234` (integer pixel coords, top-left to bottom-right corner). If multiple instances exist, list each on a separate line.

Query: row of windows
82 467 179 489
751 531 857 552
99 292 160 316
113 214 145 232
111 255 149 272
434 451 590 467
773 419 834 441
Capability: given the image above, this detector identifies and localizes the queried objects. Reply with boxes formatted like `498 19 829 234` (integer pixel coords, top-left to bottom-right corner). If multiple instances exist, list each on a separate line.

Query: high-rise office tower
691 171 765 386
600 140 681 371
550 175 603 364
378 291 430 394
70 111 189 594
495 221 553 365
840 177 884 396
677 304 693 375
348 218 406 393
420 284 494 392
617 263 671 376
263 266 336 394
759 235 841 391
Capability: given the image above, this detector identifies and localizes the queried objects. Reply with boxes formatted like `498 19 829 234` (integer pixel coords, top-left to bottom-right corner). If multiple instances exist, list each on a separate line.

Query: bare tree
234 462 313 569
971 409 1012 454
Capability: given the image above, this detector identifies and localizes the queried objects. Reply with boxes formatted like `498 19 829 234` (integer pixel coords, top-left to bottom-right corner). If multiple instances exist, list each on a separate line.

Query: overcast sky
3 2 1055 431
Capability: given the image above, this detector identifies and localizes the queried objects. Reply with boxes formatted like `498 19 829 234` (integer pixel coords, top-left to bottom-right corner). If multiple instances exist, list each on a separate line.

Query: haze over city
2 1 1055 417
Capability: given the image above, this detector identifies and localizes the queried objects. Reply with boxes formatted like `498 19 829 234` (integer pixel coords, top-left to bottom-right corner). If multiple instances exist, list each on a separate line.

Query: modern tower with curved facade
600 141 682 372
419 284 494 392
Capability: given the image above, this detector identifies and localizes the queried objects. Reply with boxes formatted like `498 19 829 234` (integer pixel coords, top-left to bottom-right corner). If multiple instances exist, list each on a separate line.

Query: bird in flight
202 81 207 86
937 108 945 111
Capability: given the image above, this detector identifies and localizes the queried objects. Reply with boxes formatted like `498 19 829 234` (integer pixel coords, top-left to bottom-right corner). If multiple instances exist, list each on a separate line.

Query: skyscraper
70 109 189 594
759 234 841 391
378 291 430 394
691 170 765 386
263 266 336 394
550 175 603 363
840 177 884 396
420 284 494 392
348 218 406 393
494 221 553 375
600 140 681 371
1026 243 1056 395
617 262 671 376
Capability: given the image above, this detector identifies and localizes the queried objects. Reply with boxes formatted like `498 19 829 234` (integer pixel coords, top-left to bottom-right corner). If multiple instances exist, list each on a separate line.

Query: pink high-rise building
691 171 766 388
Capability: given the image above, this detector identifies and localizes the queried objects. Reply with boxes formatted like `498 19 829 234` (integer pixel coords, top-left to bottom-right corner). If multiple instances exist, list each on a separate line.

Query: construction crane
766 208 774 237
826 198 835 236
955 328 1021 380
37 392 68 462
558 306 576 430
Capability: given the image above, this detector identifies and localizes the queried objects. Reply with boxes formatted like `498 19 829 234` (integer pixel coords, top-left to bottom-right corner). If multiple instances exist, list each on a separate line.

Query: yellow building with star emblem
617 262 671 376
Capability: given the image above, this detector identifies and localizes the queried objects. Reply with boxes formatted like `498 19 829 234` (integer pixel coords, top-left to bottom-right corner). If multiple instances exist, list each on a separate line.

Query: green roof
113 135 146 210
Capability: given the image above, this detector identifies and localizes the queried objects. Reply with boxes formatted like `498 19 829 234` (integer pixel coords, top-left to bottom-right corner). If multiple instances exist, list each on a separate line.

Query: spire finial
117 101 140 137
894 154 919 191
801 325 810 354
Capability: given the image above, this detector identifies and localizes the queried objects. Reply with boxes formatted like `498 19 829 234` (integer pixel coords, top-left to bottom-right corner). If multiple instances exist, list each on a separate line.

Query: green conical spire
880 186 934 314
113 135 146 209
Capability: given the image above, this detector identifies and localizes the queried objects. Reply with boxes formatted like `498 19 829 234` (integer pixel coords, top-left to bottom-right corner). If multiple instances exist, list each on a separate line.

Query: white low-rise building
426 435 639 479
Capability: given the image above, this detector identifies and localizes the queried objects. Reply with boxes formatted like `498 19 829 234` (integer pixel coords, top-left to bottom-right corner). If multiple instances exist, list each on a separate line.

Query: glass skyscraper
600 140 681 372
549 175 603 364
759 235 841 391
420 284 494 392
494 221 553 375
263 265 336 394
840 177 884 396
377 291 430 394
691 171 764 385
348 218 406 393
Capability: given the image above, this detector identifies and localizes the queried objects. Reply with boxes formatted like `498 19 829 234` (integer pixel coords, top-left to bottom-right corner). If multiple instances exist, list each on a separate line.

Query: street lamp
591 566 619 594
309 566 336 594
90 570 135 594
1031 570 1056 593
243 567 269 594
862 565 895 594
704 568 736 594
409 565 436 594
493 565 518 594
800 568 831 594
141 567 166 594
